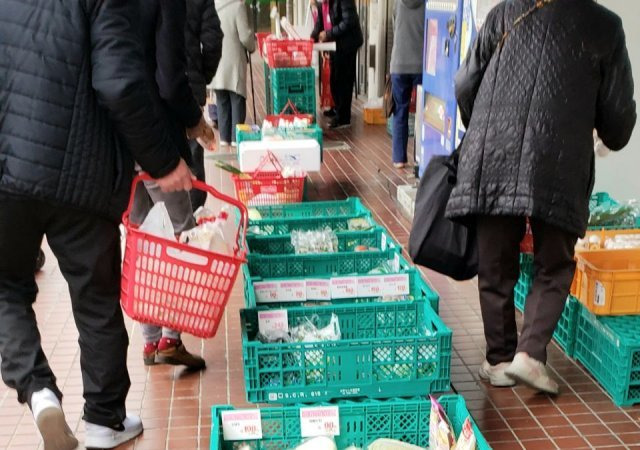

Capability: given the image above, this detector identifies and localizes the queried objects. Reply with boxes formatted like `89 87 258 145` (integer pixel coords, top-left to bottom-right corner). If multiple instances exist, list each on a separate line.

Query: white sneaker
479 360 516 387
85 414 143 449
31 388 78 450
505 352 559 395
219 141 229 147
231 141 238 148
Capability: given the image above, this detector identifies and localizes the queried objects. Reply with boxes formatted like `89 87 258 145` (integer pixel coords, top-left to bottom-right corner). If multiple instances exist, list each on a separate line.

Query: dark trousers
189 139 207 210
391 73 421 163
215 89 246 144
476 216 577 365
0 194 130 427
330 50 357 124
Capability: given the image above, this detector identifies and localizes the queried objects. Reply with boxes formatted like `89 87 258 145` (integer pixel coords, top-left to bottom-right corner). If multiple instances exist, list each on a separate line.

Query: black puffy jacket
186 0 223 106
311 0 364 54
0 0 181 222
446 0 636 236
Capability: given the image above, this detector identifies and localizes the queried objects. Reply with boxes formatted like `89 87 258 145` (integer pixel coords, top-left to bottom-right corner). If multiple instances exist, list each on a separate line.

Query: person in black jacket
132 0 216 372
185 0 224 211
0 0 199 448
312 0 364 129
446 0 636 394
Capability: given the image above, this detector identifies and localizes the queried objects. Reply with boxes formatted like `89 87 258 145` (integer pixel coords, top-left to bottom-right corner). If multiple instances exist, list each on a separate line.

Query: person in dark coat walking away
0 0 197 448
447 0 636 394
312 0 364 129
389 0 425 168
131 0 217 372
186 0 224 210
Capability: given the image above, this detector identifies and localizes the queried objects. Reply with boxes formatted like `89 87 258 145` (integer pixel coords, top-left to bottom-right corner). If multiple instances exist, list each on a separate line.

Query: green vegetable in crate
589 203 638 227
348 217 373 231
291 228 339 254
215 161 248 177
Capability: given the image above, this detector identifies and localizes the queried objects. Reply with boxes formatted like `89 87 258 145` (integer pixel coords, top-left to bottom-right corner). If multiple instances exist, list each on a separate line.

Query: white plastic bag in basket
140 202 175 239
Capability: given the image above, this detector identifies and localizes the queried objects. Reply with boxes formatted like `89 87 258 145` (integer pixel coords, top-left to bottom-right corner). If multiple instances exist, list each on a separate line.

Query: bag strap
253 151 284 175
498 0 555 49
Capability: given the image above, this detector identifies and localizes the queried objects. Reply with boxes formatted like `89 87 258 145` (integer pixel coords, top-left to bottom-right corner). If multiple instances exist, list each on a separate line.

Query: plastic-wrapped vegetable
453 417 477 450
367 439 424 450
348 217 373 231
429 396 456 450
291 228 339 254
292 436 337 450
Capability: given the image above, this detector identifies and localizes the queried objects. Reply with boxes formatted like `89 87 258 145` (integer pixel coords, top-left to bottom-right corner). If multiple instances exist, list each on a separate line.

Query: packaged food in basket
367 439 424 450
429 395 456 450
292 436 338 450
179 207 232 255
291 228 339 254
140 202 175 239
453 418 477 450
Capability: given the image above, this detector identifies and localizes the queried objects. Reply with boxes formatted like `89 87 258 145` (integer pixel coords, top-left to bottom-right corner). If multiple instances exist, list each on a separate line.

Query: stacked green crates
270 67 316 117
211 395 491 450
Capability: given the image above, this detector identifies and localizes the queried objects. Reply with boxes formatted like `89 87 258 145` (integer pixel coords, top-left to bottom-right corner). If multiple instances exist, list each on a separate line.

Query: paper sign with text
253 281 279 303
258 310 289 335
382 274 410 296
300 406 340 437
306 279 331 301
221 410 263 440
356 276 385 297
330 277 358 299
276 280 306 302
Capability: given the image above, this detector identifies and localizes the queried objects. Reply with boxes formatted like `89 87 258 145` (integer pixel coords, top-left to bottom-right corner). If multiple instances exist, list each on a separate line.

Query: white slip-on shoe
85 414 143 449
479 360 517 387
505 352 559 395
31 388 78 450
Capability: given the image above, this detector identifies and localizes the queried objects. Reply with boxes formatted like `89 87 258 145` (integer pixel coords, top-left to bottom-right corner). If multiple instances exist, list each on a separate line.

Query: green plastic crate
210 395 491 450
242 264 440 314
514 254 579 357
241 301 451 404
236 125 262 145
252 198 370 220
271 67 316 117
247 227 398 255
575 309 640 406
249 214 376 237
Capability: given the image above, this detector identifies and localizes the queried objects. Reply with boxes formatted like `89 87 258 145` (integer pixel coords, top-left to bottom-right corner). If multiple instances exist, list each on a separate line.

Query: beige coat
211 0 255 98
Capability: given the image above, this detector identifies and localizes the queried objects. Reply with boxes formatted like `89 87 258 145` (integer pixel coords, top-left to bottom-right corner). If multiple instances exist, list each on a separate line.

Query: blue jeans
391 73 421 163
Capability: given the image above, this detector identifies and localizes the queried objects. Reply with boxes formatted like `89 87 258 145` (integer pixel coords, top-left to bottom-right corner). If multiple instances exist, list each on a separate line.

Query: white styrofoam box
238 139 321 172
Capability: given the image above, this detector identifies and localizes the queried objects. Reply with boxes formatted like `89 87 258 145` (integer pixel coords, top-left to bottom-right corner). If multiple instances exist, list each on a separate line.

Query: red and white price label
330 277 358 299
276 280 306 302
357 276 384 297
306 279 331 301
221 410 263 440
299 406 340 437
253 282 279 304
382 274 410 296
258 310 289 335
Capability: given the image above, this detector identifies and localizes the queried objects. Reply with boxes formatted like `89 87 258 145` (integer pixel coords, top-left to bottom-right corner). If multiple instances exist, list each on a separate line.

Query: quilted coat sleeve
89 0 180 178
595 20 636 151
156 0 203 128
236 4 256 53
202 0 224 82
455 5 505 128
326 0 358 41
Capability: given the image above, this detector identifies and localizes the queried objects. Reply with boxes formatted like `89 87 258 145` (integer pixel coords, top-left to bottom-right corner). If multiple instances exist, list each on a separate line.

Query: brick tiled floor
3 56 640 449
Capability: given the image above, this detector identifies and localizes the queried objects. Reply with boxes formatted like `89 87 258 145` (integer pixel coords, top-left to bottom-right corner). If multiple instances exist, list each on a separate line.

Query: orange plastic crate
575 249 640 315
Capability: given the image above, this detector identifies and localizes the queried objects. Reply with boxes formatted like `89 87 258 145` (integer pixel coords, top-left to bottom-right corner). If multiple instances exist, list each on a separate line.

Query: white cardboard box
238 139 322 172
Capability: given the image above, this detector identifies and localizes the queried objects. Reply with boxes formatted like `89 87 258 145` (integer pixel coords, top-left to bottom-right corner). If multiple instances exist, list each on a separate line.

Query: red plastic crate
265 39 313 68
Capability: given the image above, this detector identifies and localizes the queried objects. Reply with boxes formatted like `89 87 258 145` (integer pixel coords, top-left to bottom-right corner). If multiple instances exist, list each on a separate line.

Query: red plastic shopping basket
256 32 270 59
264 38 313 68
232 151 306 207
120 175 248 338
265 99 314 125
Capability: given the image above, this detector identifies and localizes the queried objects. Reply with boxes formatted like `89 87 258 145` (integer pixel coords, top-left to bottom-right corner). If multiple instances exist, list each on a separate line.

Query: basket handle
122 174 248 258
279 99 300 115
252 151 284 176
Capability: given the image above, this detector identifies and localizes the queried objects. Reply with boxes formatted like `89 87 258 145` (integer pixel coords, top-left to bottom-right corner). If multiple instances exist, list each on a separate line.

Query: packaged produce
589 201 639 228
367 439 424 450
291 228 339 254
290 314 341 343
179 207 232 255
139 202 175 239
348 217 373 231
453 417 476 450
292 436 337 450
429 396 456 450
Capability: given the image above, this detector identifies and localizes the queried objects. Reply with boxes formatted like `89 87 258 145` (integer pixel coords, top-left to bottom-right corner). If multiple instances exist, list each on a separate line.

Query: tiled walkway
2 56 640 449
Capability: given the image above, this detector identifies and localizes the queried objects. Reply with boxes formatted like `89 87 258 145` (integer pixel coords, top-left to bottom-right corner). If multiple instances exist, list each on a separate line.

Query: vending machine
417 0 501 176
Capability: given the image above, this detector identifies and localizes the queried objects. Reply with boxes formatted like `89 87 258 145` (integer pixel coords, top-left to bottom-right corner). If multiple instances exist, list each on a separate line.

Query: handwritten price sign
221 410 263 440
382 274 410 296
357 276 385 297
277 280 306 301
300 406 340 437
258 310 289 335
330 277 358 299
253 282 278 303
306 279 331 301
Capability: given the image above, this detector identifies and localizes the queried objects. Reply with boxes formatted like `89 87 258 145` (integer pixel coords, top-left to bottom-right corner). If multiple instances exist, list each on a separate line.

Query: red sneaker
156 338 206 370
143 341 158 366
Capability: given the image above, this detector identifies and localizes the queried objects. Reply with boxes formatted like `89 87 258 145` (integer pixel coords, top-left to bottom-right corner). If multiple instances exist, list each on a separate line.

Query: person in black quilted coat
0 1 199 448
447 0 636 394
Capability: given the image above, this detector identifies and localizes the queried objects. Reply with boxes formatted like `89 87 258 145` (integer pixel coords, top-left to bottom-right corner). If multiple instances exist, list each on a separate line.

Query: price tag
306 279 331 301
276 280 306 302
253 282 279 304
595 281 606 307
258 310 289 335
330 277 358 299
357 276 385 297
382 274 410 296
300 406 340 438
381 233 388 251
221 410 263 440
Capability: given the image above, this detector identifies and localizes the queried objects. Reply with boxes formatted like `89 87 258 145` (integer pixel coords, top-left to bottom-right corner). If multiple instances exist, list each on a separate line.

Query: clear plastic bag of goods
179 207 232 255
291 228 339 254
139 202 175 239
348 217 373 231
429 396 456 450
367 439 424 450
290 314 341 343
291 436 337 450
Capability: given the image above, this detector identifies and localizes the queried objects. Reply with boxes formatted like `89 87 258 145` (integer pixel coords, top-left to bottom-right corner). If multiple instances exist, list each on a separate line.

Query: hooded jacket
390 0 425 74
446 0 636 237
